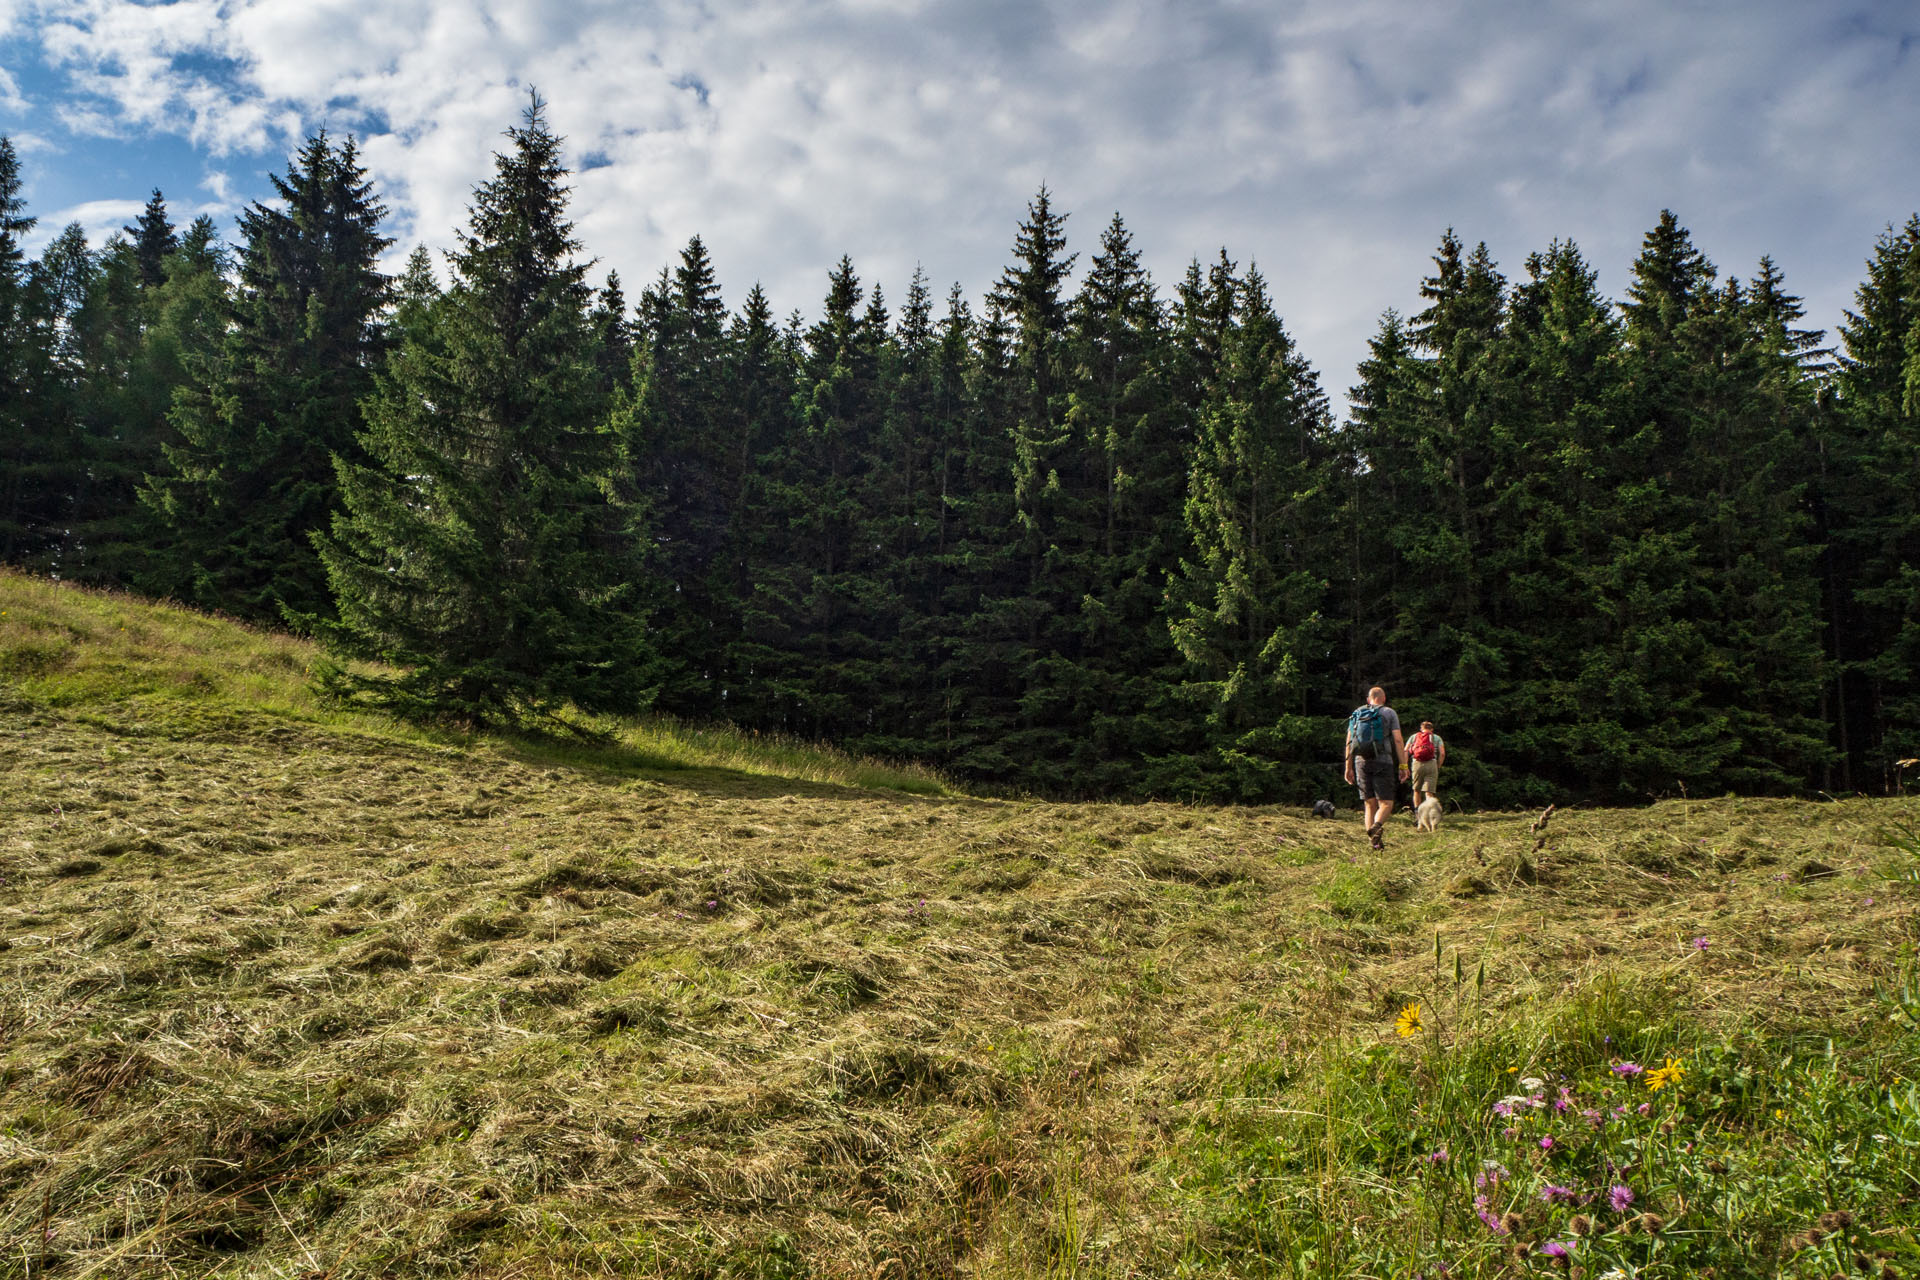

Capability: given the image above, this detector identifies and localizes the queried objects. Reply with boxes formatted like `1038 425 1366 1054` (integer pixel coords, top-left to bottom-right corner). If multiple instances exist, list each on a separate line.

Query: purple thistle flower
1611 1062 1644 1077
1554 1086 1575 1113
1581 1107 1603 1127
1692 935 1710 951
1539 1240 1575 1261
1539 1136 1554 1152
1637 1102 1652 1116
1492 1100 1515 1118
1540 1184 1576 1204
1427 1147 1450 1165
1608 1184 1635 1213
1474 1196 1509 1235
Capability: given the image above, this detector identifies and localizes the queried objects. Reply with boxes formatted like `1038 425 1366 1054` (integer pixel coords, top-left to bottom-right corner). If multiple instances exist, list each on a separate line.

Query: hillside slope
2 571 1917 1278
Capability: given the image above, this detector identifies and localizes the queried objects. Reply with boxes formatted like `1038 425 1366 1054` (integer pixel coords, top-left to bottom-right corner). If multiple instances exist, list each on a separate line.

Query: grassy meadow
2 567 1918 1278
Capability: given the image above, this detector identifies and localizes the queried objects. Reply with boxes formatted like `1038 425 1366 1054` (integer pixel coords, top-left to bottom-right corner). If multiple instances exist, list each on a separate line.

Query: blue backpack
1348 704 1388 761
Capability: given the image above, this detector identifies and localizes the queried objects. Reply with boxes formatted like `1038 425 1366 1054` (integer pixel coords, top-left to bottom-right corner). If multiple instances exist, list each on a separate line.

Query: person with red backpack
1408 720 1447 809
1343 686 1408 850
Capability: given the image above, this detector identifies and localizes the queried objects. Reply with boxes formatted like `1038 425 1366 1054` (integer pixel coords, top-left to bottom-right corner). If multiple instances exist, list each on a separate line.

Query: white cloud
12 0 1920 403
0 64 26 112
38 195 145 247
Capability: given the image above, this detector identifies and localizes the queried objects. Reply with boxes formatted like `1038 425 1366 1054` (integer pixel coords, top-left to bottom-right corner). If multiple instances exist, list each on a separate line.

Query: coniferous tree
940 294 1025 779
1375 232 1509 798
1481 240 1626 798
58 217 228 587
620 236 739 717
0 135 53 564
125 190 178 290
1060 215 1195 794
848 267 950 758
916 284 1002 765
1341 309 1423 701
317 94 647 727
146 132 391 622
736 257 884 738
589 270 633 398
1680 264 1830 791
1170 261 1340 800
988 188 1083 784
716 281 798 720
1826 216 1920 782
1607 212 1829 795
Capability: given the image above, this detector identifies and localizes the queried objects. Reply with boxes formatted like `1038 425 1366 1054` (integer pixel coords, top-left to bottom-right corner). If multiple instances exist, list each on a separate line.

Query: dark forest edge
2 93 1918 808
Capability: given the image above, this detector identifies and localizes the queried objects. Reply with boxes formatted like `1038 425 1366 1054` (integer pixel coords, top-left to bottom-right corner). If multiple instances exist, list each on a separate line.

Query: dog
1415 796 1441 832
1311 799 1337 819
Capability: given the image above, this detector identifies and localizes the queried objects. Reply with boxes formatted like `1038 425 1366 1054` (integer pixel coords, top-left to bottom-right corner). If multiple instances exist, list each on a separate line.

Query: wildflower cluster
1419 1060 1697 1269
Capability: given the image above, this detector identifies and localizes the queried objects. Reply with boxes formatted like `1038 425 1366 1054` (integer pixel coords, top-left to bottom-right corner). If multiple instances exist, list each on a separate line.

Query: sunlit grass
0 566 949 794
2 568 1916 1277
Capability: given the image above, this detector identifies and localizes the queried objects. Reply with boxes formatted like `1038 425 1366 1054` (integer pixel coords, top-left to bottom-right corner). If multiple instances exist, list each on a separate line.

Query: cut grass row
2 570 1916 1277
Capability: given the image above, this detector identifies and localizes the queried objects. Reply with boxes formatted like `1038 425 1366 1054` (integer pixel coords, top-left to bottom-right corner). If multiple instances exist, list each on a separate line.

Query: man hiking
1344 686 1408 850
1408 719 1446 809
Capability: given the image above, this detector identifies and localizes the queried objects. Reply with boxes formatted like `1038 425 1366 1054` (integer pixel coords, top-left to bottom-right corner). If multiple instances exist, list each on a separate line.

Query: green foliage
5 116 1920 804
145 131 392 625
1175 973 1920 1277
315 94 650 730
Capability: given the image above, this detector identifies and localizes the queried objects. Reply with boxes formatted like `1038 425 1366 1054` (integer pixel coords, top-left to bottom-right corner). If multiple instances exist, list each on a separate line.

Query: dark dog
1311 799 1336 819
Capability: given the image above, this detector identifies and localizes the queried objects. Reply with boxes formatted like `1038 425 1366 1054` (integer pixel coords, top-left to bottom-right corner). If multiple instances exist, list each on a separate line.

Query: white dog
1415 796 1441 832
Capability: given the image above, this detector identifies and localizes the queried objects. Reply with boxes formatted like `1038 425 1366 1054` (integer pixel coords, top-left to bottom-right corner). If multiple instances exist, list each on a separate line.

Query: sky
2 0 1917 411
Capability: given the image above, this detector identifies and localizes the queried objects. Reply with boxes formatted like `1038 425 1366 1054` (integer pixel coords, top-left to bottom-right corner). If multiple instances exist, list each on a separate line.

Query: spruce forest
3 100 1919 808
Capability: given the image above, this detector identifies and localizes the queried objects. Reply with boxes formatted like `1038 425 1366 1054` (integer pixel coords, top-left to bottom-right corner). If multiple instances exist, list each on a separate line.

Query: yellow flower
1395 1002 1424 1038
1646 1057 1686 1092
1774 1108 1786 1120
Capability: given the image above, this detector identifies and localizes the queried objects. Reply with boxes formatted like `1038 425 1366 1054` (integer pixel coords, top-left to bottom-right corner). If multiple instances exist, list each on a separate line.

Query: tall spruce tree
316 94 648 727
125 190 177 290
987 188 1083 784
715 281 798 722
1341 309 1423 702
1480 240 1626 799
940 293 1026 780
618 236 739 717
589 270 633 398
1826 216 1920 783
10 224 96 565
846 267 951 758
1170 261 1339 800
1061 215 1196 794
735 256 885 738
146 132 392 623
1608 212 1828 795
0 135 54 565
1376 231 1509 799
59 217 227 588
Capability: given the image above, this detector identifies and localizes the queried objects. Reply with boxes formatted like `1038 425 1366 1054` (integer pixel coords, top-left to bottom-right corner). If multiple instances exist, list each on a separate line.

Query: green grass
2 569 1917 1278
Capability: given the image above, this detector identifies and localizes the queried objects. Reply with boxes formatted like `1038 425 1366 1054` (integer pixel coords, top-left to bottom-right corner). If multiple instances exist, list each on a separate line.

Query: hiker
1344 686 1407 850
1408 720 1446 808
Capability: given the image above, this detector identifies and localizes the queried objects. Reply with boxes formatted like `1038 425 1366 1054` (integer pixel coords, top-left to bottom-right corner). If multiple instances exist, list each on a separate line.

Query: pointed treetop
126 188 178 288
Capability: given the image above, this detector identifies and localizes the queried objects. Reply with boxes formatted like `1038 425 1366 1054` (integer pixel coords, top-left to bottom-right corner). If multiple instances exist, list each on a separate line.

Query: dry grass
2 570 1916 1277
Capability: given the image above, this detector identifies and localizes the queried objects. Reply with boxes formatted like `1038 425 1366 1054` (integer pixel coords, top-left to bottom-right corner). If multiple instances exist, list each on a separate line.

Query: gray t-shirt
1348 705 1402 760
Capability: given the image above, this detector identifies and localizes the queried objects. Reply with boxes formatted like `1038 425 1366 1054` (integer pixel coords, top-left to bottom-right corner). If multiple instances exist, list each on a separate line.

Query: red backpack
1410 730 1439 762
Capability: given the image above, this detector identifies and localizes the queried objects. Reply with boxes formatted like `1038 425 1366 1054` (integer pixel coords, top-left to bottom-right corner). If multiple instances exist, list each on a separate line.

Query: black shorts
1355 757 1398 801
